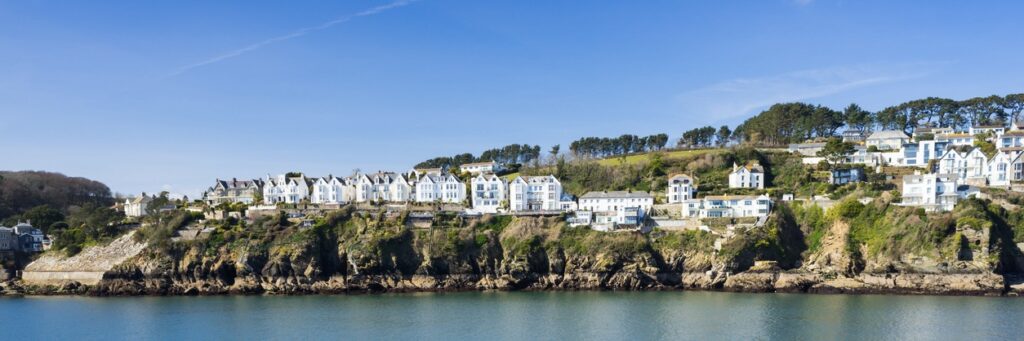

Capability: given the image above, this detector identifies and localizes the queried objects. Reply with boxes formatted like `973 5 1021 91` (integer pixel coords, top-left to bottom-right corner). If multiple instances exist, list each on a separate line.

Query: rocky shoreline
3 271 1022 297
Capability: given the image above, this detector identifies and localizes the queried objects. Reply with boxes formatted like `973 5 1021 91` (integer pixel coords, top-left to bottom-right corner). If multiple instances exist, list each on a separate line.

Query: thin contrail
167 0 417 77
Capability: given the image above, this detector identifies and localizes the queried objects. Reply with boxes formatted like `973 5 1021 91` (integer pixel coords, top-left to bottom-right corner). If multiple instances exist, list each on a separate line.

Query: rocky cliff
6 197 1024 297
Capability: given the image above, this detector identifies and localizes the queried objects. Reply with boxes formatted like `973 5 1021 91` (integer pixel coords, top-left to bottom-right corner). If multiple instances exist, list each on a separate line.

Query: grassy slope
595 149 723 166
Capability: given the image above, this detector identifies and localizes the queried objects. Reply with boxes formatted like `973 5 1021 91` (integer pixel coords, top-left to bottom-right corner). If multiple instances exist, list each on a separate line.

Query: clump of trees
0 171 114 225
679 126 732 148
415 144 541 169
568 133 668 158
733 103 844 146
729 93 1024 146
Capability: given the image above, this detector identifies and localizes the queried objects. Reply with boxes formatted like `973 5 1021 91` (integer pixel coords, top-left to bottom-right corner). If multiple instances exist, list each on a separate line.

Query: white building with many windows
311 176 349 205
666 174 696 204
415 173 466 204
508 175 563 211
901 172 971 212
728 163 765 189
682 195 772 218
263 174 311 204
936 148 989 184
577 191 654 231
459 161 503 175
470 174 506 213
354 172 415 203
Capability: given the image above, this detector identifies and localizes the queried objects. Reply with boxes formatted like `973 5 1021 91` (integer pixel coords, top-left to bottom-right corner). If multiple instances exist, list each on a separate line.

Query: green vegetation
51 202 127 255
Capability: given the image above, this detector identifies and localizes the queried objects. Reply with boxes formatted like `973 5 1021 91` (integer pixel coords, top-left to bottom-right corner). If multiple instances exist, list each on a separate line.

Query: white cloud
167 0 418 77
674 63 942 124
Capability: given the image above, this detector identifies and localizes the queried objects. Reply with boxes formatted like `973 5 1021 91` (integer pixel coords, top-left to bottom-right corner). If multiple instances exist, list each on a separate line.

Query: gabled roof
867 130 910 140
703 194 768 201
580 191 653 199
460 161 497 167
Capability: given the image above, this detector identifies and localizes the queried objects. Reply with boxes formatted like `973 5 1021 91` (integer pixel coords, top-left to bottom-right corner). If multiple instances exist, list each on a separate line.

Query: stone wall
21 231 147 286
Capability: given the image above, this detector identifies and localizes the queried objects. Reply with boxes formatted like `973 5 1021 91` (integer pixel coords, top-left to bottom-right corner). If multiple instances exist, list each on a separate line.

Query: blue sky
2 0 1023 198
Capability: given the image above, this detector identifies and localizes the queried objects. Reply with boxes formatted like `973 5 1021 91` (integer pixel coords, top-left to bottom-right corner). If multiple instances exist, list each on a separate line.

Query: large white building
470 174 506 213
459 161 503 175
354 172 415 203
509 175 563 211
311 176 349 205
415 172 466 204
578 191 654 230
901 172 973 212
935 148 989 183
682 194 772 218
728 163 765 189
866 130 910 150
263 174 311 204
666 174 696 204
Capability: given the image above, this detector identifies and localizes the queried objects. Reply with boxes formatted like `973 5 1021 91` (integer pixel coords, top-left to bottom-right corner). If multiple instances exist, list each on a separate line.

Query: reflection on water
2 291 1022 340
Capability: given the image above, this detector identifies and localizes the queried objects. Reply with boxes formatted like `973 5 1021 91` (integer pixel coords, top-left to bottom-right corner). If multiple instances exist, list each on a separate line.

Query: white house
970 125 1006 137
728 163 765 189
470 174 506 213
577 191 654 231
999 130 1024 150
901 172 971 212
866 130 910 150
682 194 772 218
311 176 349 205
667 174 696 204
416 172 466 204
124 195 153 218
935 148 989 184
508 175 563 211
935 132 974 147
354 172 415 203
459 161 503 175
263 174 311 204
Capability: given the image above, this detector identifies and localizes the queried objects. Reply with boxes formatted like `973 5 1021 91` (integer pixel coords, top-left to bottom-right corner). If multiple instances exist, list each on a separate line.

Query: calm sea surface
2 291 1023 340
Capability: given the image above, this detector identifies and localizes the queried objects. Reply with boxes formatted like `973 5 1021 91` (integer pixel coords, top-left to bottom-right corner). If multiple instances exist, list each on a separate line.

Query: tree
843 103 873 133
716 125 732 147
816 138 856 167
1004 93 1024 124
19 205 65 234
974 133 997 158
548 145 560 165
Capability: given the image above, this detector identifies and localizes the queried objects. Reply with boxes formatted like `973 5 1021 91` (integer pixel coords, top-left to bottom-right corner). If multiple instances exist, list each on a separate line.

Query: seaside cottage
666 174 696 204
728 163 765 189
124 195 153 217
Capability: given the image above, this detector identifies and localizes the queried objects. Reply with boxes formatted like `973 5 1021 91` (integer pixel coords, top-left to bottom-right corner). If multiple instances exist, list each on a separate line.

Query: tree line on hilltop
415 144 542 169
410 93 1024 169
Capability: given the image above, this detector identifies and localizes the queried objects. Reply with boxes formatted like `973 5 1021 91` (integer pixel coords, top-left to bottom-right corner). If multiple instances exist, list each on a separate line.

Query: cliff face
7 198 1024 297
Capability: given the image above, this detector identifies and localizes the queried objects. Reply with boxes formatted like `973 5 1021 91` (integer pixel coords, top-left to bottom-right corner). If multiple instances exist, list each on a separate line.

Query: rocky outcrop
6 214 1021 297
21 232 147 285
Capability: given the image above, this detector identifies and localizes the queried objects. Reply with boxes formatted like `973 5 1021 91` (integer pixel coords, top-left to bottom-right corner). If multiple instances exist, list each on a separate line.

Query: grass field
595 148 723 166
